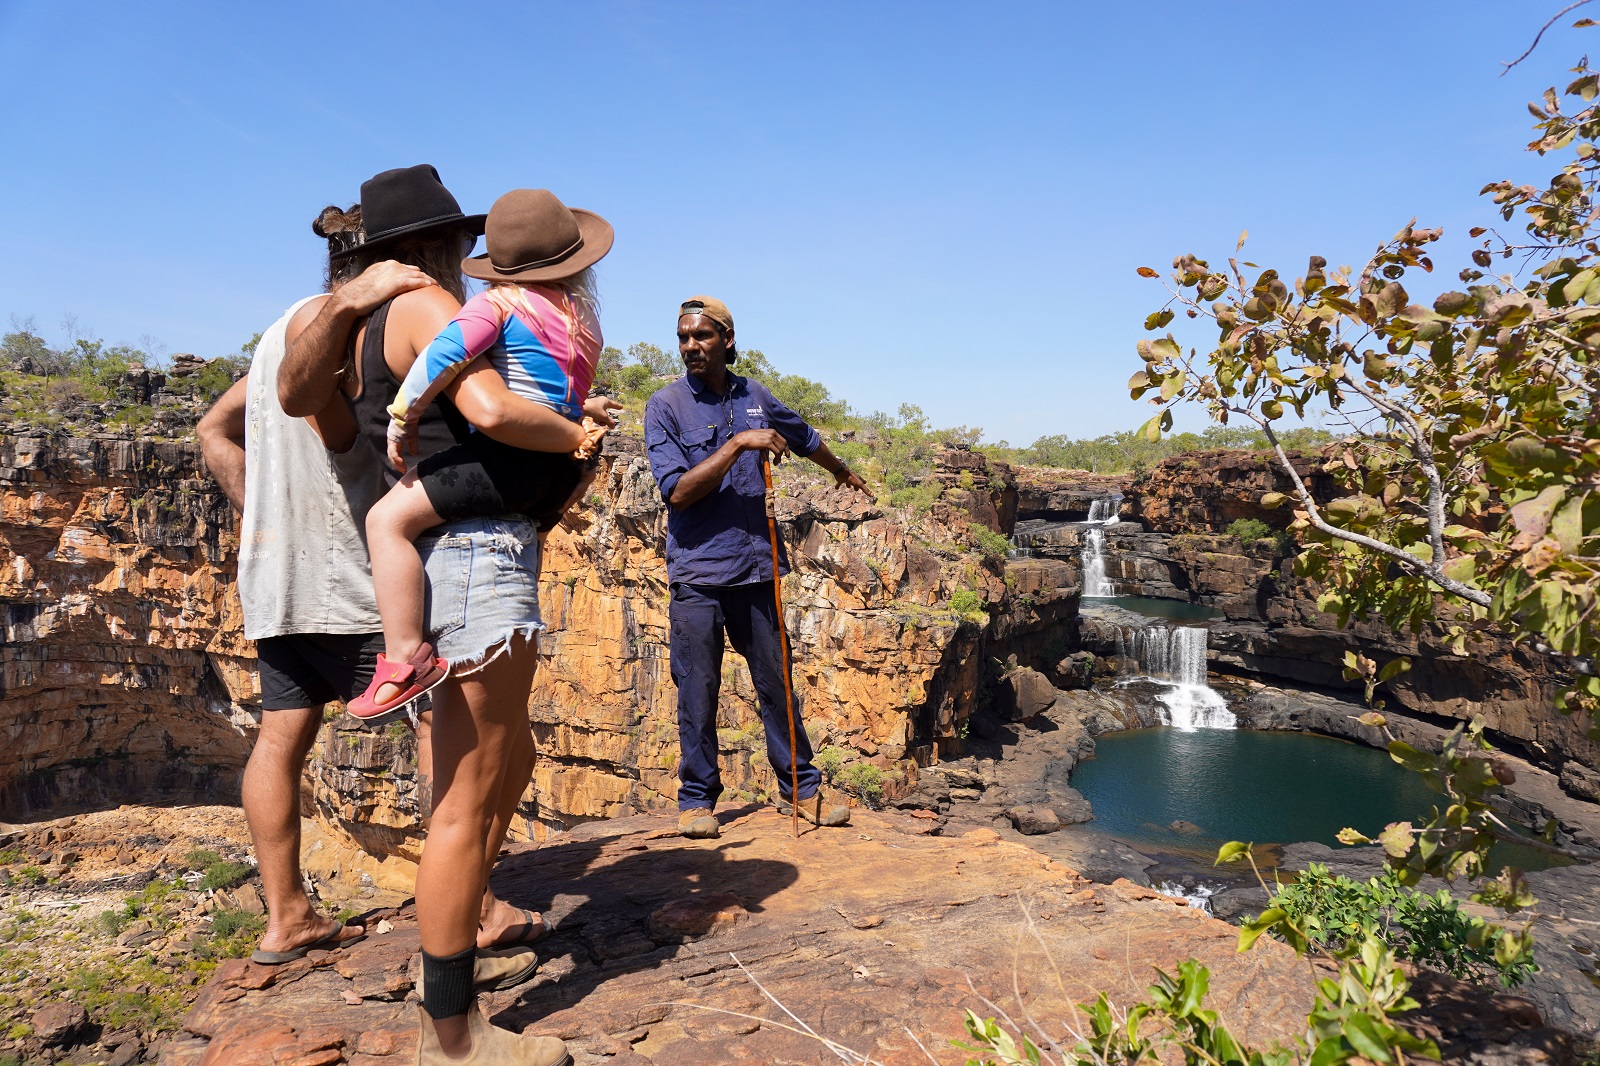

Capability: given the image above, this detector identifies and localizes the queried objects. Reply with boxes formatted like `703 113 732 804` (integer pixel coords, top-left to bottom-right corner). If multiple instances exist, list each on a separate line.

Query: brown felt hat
461 188 614 283
678 295 733 333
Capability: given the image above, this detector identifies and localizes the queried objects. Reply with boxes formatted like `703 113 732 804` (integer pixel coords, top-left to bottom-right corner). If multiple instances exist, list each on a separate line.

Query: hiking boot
776 792 851 827
412 946 540 995
415 1003 570 1066
677 808 720 839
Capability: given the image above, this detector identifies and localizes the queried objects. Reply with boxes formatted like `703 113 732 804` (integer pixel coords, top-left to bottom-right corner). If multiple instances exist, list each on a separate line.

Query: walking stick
762 453 803 840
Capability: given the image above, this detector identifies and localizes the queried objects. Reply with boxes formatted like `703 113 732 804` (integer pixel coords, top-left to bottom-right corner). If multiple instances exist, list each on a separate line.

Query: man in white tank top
199 268 417 963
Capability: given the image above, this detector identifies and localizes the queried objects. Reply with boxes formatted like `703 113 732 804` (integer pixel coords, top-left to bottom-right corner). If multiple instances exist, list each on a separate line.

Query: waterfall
1087 496 1122 525
1115 623 1236 731
1156 881 1217 915
1080 494 1122 598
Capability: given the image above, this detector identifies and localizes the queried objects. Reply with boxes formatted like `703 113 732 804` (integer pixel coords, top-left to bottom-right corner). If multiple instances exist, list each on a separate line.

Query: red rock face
4 430 1076 884
0 434 255 819
314 439 1078 878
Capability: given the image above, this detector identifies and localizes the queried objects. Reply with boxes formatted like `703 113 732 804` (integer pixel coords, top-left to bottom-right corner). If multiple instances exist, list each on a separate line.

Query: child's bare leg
366 473 445 704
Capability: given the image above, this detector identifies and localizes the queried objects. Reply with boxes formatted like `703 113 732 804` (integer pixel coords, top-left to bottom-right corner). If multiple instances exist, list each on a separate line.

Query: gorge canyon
4 421 1600 1063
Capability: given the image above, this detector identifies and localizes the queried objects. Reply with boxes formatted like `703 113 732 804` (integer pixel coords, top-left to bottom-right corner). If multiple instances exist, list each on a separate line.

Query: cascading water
1087 497 1121 524
1080 494 1122 598
1113 623 1236 730
1156 881 1217 915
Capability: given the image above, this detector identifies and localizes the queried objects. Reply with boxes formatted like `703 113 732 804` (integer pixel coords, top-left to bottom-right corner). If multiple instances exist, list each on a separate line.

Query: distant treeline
591 343 1334 475
3 319 1335 472
986 425 1339 473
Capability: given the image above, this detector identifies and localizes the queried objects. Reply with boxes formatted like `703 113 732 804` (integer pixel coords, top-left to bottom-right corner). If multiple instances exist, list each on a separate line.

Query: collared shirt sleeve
753 381 821 458
644 391 690 502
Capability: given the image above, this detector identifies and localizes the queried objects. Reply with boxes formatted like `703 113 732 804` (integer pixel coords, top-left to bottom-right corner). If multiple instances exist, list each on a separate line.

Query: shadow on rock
480 808 799 1030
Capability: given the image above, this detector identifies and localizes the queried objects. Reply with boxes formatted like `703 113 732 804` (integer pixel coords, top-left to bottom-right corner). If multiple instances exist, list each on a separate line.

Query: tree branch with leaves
1132 55 1600 735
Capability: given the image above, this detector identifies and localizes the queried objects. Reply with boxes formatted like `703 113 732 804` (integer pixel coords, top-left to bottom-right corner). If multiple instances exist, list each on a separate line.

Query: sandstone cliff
312 437 1079 880
0 428 1077 882
0 433 255 819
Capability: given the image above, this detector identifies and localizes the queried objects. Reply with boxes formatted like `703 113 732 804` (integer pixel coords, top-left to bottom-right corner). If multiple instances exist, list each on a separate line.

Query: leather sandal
348 642 448 720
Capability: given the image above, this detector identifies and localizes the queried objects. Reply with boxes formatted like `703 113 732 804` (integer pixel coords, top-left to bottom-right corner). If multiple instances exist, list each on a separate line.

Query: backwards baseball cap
679 295 733 333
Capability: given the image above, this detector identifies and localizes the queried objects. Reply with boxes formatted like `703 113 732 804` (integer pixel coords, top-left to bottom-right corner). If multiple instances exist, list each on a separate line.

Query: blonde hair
485 267 600 335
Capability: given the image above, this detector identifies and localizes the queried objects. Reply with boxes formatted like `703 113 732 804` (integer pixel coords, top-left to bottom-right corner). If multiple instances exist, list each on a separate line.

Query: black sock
422 946 475 1020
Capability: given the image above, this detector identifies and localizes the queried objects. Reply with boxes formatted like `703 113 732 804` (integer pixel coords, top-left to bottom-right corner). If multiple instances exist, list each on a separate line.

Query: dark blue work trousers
669 581 822 811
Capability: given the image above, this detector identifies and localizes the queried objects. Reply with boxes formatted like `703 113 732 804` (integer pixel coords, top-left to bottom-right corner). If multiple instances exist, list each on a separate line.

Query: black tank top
348 298 469 487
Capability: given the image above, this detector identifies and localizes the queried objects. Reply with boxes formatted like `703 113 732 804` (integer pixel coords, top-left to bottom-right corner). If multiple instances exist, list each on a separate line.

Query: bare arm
669 428 790 510
446 362 588 453
804 441 871 495
198 376 249 514
278 261 436 417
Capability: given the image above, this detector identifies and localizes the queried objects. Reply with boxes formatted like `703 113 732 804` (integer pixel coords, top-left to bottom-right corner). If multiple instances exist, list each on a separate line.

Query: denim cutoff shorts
418 516 545 673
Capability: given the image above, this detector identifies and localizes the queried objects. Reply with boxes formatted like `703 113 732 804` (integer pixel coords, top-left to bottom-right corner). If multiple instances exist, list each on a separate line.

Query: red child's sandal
348 642 449 720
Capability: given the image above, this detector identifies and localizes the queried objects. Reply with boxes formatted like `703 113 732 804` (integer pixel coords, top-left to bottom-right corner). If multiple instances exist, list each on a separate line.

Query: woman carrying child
348 188 614 1065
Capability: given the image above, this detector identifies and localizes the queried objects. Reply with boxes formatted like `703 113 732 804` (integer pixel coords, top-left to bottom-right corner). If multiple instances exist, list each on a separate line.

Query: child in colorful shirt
349 189 615 718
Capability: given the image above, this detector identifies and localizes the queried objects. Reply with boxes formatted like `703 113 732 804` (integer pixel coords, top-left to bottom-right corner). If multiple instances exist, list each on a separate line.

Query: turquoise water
1070 728 1563 870
1084 596 1224 622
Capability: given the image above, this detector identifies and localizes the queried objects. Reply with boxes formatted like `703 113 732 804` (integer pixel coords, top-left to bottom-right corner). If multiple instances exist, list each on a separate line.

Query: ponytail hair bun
311 204 362 239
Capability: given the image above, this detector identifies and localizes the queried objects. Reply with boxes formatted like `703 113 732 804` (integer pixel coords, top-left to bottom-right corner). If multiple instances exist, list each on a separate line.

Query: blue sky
0 2 1588 443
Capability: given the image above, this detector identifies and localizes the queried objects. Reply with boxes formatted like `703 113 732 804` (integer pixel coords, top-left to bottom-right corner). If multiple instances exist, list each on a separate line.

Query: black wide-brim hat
330 163 486 260
461 188 613 284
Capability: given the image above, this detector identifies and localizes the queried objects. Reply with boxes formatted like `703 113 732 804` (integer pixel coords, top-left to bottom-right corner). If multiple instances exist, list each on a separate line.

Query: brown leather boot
412 946 540 996
677 807 720 839
414 1004 570 1066
776 792 851 827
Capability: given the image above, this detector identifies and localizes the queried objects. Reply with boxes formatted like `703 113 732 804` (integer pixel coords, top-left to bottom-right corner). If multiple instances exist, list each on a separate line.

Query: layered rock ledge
162 808 1314 1065
160 807 1582 1065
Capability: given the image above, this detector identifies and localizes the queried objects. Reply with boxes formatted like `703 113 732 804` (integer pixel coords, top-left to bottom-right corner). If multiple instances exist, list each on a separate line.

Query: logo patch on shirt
746 406 764 416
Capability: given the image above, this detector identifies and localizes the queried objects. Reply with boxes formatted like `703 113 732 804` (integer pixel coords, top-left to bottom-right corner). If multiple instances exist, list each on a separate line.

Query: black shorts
415 431 589 532
256 632 384 711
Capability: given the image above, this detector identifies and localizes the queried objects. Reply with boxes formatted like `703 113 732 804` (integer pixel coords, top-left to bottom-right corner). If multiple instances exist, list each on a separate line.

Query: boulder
1000 667 1057 721
1007 805 1062 835
1561 761 1600 803
31 1000 89 1048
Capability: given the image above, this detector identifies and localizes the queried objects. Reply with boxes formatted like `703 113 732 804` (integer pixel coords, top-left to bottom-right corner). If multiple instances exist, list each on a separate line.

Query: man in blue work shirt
645 296 872 839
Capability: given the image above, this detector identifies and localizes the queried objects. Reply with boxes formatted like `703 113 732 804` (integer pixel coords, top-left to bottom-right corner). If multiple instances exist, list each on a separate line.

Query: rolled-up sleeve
756 383 821 457
644 395 689 502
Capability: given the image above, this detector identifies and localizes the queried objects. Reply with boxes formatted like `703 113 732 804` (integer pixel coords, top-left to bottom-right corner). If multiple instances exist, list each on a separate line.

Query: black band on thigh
421 946 476 1019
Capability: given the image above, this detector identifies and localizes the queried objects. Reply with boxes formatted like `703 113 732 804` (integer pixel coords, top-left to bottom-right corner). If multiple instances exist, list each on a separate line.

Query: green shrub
888 482 941 512
968 523 1011 557
182 356 247 402
947 589 987 622
183 849 221 870
200 861 252 892
1267 862 1535 987
837 763 884 804
15 866 45 886
64 957 199 1033
0 847 24 865
95 909 128 937
209 908 260 940
814 746 846 781
1226 517 1292 555
1225 518 1274 543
